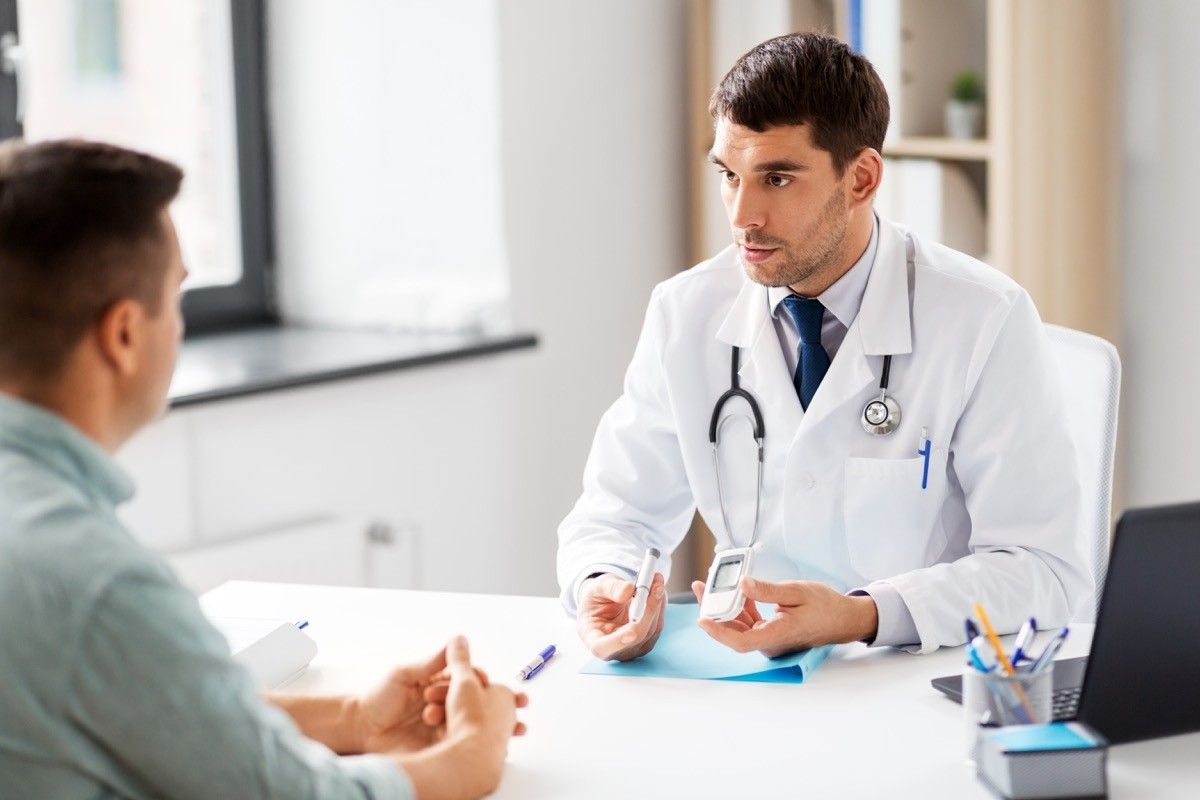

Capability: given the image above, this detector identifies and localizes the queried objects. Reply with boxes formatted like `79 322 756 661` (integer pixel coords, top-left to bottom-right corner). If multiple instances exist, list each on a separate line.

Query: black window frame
0 0 277 335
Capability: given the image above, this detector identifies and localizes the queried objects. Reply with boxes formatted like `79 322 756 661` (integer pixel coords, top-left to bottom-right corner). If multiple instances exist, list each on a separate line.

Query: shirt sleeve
65 566 413 800
850 584 920 647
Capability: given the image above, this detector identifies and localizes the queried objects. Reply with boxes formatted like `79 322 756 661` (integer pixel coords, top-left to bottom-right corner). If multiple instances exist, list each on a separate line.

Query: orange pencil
973 603 1017 675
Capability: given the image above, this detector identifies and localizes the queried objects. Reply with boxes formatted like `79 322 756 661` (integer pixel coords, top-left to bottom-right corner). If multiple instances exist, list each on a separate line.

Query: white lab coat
557 217 1091 653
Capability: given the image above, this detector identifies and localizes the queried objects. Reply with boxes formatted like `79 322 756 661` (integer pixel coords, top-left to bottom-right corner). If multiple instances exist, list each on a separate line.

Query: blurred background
2 0 1193 598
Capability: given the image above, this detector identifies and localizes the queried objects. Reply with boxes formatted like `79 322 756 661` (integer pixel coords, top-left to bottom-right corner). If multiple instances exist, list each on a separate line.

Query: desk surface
201 581 1200 799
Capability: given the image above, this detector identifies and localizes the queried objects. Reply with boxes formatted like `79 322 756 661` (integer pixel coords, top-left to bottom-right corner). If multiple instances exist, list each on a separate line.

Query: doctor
557 32 1090 660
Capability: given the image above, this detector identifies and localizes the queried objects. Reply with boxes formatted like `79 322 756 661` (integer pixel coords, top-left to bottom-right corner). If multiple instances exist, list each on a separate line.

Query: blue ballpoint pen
1028 628 1069 674
917 427 931 490
517 645 556 681
1011 617 1037 665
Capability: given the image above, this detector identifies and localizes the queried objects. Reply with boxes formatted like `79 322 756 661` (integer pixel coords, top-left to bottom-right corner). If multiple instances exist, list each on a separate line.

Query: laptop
931 501 1200 744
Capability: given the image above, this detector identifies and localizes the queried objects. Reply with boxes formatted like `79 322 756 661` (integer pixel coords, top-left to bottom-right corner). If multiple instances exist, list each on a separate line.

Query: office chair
1044 323 1121 622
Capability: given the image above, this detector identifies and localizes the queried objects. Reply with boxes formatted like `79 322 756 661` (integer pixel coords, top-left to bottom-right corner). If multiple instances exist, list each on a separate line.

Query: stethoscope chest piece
861 393 901 436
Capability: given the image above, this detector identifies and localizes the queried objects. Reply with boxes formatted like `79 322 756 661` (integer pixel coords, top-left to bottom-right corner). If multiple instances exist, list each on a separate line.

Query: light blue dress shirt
767 216 921 648
0 394 413 799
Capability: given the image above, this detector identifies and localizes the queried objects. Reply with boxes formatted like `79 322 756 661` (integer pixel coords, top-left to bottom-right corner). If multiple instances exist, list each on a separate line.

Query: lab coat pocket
843 456 941 581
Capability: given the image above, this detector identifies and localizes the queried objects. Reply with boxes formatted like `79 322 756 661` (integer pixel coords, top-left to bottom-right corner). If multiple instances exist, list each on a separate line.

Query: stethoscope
708 345 901 547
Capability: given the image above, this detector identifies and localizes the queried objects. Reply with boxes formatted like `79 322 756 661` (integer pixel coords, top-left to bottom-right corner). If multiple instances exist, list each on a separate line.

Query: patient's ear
95 298 146 378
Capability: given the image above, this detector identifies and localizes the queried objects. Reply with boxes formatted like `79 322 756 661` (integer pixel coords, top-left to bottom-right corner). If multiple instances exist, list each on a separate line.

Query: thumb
740 576 797 606
446 635 479 684
690 580 706 604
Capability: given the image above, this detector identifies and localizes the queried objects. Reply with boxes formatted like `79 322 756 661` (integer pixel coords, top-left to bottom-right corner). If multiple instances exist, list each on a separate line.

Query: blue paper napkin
580 603 832 683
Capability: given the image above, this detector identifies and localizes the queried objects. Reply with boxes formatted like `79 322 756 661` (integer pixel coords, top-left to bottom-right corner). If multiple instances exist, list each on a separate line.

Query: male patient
0 140 523 799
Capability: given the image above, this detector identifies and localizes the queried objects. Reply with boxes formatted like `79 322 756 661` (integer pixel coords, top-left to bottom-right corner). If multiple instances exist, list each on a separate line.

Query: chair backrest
1043 323 1121 622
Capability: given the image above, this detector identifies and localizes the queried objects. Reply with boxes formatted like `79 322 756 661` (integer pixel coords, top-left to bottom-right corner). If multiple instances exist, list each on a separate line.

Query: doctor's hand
577 572 666 661
691 577 878 657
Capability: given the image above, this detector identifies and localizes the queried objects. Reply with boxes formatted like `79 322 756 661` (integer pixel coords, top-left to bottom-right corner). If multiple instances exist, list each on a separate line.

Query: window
0 0 273 332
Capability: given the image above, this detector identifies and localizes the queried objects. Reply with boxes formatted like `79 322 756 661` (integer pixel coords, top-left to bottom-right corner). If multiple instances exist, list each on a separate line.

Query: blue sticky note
580 603 832 683
989 722 1105 753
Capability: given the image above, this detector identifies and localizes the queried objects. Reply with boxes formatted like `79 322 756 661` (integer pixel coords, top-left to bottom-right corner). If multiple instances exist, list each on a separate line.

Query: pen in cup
1028 627 1069 674
1011 617 1037 665
628 547 661 624
973 603 1037 722
516 645 556 681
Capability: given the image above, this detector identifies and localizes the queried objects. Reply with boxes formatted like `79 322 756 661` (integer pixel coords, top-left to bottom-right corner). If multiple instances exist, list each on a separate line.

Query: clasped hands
578 573 879 661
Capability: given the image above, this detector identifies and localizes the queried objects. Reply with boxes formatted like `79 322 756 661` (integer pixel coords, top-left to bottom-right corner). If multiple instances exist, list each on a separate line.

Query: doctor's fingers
697 616 783 654
583 614 658 660
739 576 808 606
617 578 666 645
584 574 637 607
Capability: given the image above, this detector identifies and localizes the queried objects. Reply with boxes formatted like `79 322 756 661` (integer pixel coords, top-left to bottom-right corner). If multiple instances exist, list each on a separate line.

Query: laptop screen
1078 501 1200 743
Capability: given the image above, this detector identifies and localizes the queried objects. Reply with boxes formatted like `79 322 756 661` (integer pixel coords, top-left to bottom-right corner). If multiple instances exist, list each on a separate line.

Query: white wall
1120 0 1200 507
118 1 689 597
497 0 689 558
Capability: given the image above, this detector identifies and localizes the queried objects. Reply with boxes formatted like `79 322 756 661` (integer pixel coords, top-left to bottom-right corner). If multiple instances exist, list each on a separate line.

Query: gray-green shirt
0 395 413 799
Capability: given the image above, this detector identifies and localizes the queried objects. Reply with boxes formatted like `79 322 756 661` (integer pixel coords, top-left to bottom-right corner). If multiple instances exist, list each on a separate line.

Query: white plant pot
945 100 984 139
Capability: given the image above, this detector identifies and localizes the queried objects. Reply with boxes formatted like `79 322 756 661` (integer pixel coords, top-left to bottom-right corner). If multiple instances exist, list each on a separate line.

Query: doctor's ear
845 147 883 207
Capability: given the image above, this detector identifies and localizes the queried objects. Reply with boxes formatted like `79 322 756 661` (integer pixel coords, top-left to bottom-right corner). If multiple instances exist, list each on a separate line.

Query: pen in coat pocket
917 427 931 490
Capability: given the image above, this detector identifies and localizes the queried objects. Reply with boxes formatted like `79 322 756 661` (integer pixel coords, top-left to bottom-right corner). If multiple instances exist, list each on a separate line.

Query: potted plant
945 70 985 139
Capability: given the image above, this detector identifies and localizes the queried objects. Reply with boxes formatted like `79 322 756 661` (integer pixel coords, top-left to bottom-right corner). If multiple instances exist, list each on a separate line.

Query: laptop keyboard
1052 687 1082 720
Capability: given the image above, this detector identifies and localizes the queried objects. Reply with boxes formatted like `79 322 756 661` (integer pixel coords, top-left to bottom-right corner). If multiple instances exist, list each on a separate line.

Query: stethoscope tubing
709 346 900 547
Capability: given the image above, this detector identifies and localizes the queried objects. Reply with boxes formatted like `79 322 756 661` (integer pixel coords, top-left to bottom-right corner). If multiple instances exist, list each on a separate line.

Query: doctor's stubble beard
739 185 850 291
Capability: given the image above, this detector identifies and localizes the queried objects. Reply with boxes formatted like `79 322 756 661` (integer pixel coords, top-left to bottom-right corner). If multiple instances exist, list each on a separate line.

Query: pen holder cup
962 664 1053 761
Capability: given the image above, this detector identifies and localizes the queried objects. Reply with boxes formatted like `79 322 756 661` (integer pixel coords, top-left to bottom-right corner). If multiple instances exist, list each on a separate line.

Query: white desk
202 581 1200 799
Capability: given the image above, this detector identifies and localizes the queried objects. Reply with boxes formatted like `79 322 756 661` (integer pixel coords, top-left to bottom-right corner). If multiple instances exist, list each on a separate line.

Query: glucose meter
700 546 755 622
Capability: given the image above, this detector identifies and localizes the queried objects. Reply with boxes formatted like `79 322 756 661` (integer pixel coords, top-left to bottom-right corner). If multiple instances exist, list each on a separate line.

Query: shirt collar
769 213 880 330
0 393 134 508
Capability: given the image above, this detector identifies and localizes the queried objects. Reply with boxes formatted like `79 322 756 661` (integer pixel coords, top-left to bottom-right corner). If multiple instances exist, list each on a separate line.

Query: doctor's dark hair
0 139 182 380
709 32 889 174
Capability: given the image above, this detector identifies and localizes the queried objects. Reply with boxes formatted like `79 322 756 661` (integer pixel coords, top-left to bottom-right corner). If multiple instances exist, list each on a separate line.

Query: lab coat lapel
799 219 914 432
715 279 804 441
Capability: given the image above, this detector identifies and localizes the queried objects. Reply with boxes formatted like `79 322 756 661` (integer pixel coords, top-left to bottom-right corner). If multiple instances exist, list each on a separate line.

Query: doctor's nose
727 186 765 232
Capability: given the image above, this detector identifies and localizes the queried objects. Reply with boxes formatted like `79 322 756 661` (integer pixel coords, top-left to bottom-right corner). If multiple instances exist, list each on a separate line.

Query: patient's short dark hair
709 31 890 173
0 139 183 380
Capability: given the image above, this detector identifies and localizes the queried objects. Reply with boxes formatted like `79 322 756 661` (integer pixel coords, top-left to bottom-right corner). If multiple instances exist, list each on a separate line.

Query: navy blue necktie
781 295 830 410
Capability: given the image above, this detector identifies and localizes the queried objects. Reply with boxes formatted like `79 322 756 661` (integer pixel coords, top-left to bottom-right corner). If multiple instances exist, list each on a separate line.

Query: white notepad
208 616 318 690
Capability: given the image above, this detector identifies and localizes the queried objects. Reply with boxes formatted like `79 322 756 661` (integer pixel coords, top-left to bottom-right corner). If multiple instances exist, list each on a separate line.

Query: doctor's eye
717 169 738 185
766 174 792 188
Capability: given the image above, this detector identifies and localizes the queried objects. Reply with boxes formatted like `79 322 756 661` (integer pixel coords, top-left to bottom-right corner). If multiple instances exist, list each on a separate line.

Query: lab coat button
798 472 815 490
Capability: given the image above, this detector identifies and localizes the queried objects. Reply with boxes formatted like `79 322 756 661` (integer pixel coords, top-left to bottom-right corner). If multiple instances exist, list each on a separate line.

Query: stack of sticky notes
976 721 1107 799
